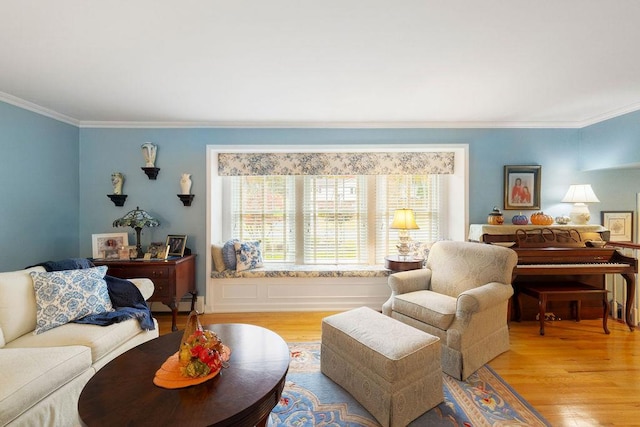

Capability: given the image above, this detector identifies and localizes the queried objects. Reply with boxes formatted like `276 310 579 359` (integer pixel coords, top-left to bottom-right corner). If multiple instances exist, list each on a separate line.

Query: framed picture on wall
91 233 129 259
503 165 541 210
601 211 634 242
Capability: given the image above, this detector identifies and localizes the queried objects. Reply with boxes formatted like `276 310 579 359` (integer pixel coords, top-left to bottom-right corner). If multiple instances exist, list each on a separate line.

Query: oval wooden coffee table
78 323 290 426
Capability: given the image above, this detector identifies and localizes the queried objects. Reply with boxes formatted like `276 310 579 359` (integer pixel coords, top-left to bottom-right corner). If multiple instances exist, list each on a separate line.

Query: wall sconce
390 208 419 259
561 184 600 225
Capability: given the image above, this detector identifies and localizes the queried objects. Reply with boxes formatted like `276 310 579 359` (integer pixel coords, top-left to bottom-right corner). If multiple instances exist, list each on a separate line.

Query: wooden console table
94 254 197 331
384 255 425 272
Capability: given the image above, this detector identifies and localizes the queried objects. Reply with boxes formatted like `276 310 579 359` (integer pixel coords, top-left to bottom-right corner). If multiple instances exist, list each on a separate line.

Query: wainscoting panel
207 276 391 312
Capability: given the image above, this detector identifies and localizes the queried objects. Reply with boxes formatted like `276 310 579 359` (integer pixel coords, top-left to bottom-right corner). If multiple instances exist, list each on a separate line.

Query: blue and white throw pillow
30 266 113 334
222 239 240 270
234 240 264 272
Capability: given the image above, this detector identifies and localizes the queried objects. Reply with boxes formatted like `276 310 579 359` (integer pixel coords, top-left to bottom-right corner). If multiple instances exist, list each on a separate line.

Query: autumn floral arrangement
178 328 225 378
176 310 230 379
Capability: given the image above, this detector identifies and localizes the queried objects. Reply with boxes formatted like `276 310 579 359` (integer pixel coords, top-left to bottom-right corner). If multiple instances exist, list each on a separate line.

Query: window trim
206 144 468 274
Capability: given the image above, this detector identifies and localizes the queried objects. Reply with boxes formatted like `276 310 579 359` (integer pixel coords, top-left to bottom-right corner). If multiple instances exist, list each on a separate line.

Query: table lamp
390 208 419 259
561 184 600 225
113 207 160 258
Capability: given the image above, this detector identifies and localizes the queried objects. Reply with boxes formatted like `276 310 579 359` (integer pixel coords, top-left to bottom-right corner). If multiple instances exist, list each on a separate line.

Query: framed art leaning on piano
601 211 633 242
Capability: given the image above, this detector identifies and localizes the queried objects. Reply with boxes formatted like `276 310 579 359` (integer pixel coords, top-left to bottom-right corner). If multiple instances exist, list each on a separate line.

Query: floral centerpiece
179 329 225 378
153 311 230 389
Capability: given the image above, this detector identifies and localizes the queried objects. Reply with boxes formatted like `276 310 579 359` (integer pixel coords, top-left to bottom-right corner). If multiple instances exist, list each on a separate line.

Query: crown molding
2 92 639 130
574 102 640 128
77 120 583 129
0 91 79 126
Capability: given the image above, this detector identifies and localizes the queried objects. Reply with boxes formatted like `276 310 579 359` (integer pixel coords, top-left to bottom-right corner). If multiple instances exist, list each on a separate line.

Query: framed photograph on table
92 233 129 259
504 165 541 210
166 235 187 257
601 211 634 242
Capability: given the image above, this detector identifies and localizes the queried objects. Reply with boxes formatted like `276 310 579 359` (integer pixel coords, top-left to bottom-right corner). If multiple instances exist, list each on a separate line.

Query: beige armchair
382 240 518 380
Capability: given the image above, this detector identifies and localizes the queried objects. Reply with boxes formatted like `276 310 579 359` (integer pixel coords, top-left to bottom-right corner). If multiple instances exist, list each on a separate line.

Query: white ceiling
2 0 640 128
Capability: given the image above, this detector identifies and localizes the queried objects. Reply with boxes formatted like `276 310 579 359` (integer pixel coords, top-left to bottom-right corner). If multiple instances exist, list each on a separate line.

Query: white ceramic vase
141 142 157 167
180 173 192 194
111 172 124 194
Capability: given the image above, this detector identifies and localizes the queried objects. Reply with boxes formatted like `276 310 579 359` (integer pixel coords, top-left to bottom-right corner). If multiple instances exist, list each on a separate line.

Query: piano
476 226 638 331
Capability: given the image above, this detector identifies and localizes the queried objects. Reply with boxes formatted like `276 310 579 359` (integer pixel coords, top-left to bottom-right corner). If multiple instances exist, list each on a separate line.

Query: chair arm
456 282 514 314
388 268 432 295
129 278 155 301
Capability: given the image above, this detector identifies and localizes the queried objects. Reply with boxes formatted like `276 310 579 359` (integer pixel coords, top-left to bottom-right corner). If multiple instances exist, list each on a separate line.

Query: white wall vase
141 142 157 167
111 172 124 194
180 173 192 194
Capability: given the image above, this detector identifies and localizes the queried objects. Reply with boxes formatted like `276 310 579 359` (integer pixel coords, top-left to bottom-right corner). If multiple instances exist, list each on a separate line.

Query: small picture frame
92 232 129 259
147 242 166 258
504 165 541 210
166 235 187 257
601 211 634 242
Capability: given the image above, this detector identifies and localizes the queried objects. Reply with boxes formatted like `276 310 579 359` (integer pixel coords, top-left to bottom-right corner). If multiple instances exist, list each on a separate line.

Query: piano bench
516 282 610 336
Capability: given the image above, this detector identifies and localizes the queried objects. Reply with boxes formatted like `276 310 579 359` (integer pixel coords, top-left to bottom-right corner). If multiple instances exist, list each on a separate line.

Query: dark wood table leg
189 290 198 312
538 294 547 336
167 299 178 332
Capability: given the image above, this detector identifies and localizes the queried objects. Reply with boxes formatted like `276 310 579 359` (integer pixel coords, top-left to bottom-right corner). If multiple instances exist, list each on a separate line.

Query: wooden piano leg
538 295 547 336
622 273 636 332
603 297 611 335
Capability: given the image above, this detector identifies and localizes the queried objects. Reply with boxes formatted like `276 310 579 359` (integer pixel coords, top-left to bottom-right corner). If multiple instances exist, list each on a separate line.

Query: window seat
210 263 391 279
207 264 392 313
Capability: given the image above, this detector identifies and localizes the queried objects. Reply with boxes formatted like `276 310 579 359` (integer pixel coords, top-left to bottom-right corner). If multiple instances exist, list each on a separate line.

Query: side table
384 255 425 272
93 254 197 331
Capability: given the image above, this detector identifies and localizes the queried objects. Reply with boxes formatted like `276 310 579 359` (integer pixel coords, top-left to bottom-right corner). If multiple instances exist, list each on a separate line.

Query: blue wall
4 100 640 298
0 102 79 270
77 127 583 291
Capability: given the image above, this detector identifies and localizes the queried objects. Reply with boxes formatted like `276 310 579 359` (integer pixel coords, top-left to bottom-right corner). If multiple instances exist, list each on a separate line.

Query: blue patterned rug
269 342 550 427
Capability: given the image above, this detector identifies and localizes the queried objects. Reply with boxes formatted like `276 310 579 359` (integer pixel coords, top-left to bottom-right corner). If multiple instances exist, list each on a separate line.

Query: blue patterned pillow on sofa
30 266 113 334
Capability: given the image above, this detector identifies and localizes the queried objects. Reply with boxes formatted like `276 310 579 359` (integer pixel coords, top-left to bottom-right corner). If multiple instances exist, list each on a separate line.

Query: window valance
218 152 455 176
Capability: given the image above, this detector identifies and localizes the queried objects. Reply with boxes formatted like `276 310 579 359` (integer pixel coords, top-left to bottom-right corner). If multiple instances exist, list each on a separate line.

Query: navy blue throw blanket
29 258 155 331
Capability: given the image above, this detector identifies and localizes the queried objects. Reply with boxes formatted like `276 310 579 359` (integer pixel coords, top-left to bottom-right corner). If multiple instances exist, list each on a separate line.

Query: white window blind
230 176 296 262
228 173 443 265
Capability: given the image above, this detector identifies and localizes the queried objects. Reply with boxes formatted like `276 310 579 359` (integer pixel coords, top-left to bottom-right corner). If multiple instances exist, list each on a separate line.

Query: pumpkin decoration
530 211 554 225
512 212 529 225
487 206 504 225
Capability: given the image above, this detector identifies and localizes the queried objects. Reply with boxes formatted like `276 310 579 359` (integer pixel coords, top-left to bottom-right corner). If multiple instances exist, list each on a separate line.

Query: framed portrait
166 234 187 257
92 232 129 259
504 165 541 210
601 211 634 242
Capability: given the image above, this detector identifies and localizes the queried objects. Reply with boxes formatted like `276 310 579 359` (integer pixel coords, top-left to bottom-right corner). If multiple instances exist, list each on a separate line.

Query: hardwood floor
156 312 640 426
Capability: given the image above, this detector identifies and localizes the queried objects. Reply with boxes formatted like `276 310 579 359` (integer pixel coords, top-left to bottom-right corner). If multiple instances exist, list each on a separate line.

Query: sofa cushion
0 266 45 346
0 346 92 426
30 266 113 334
393 290 457 330
4 319 148 365
234 240 264 272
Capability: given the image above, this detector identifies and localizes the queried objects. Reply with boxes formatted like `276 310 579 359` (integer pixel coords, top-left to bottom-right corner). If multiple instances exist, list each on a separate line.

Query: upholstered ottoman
321 306 443 427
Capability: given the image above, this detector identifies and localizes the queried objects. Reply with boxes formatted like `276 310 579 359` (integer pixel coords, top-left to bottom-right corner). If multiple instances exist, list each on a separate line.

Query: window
209 145 467 266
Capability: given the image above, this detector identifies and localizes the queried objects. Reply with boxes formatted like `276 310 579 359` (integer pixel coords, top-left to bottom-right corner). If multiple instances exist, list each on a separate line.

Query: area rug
268 342 550 427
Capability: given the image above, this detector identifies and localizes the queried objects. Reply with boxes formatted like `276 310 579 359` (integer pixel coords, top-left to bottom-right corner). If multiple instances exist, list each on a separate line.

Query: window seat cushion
211 263 391 279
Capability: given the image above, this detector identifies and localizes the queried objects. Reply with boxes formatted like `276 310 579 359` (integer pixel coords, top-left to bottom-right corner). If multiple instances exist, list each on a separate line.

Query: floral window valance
218 152 455 176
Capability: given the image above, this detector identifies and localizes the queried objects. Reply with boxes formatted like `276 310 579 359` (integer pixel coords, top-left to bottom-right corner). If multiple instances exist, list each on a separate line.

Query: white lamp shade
561 184 600 203
390 208 419 230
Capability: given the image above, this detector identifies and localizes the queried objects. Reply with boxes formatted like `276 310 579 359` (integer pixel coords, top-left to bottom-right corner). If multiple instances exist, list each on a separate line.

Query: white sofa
0 266 159 427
